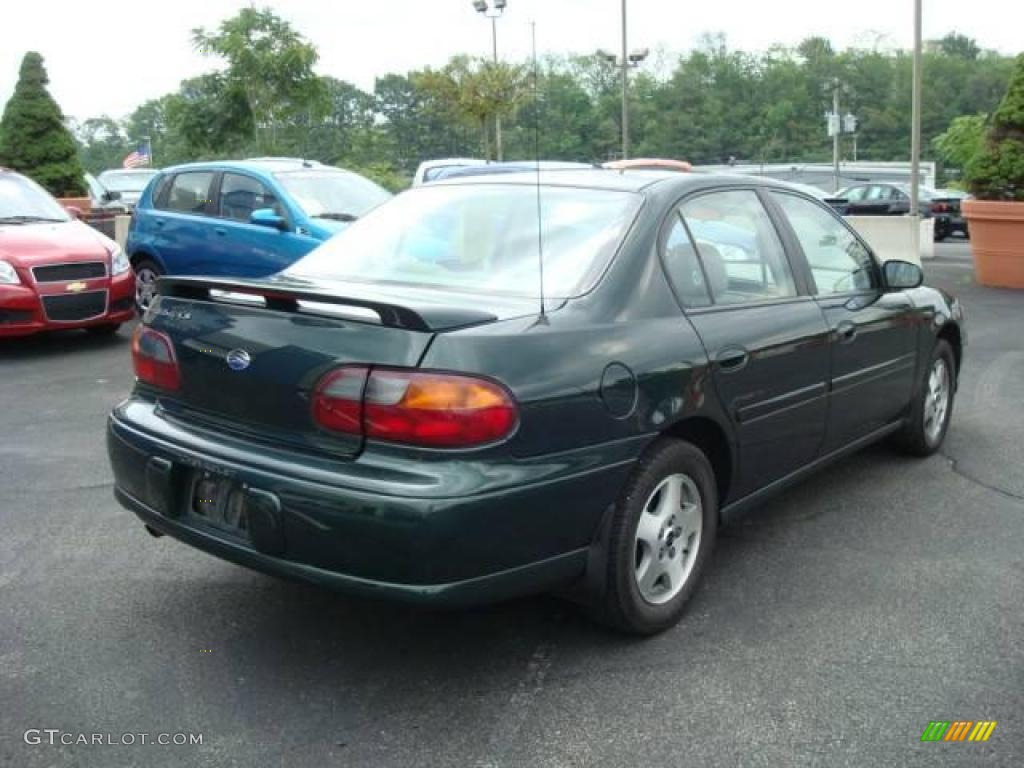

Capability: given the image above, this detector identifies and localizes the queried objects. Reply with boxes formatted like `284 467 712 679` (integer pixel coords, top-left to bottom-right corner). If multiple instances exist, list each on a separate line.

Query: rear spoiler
155 276 499 332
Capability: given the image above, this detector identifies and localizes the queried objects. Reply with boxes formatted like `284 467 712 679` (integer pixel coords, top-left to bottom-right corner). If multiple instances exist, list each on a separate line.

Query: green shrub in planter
966 54 1024 201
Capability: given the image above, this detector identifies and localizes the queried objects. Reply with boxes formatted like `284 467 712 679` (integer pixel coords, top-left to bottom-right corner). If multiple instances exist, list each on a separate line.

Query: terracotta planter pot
56 196 92 219
962 199 1024 289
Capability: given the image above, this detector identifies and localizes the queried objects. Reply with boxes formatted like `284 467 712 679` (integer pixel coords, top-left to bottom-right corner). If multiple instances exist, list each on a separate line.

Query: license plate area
187 471 249 540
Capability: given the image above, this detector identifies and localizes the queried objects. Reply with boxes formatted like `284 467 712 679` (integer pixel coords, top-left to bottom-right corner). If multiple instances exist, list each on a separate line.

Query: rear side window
219 173 281 222
163 172 215 215
662 214 712 308
679 190 797 306
772 192 877 295
151 174 173 206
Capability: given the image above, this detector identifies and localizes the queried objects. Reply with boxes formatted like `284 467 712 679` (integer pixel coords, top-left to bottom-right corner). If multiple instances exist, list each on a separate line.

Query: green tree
966 54 1024 200
933 114 987 173
936 33 981 60
164 73 253 156
73 116 131 174
192 7 326 152
0 52 85 196
416 57 529 161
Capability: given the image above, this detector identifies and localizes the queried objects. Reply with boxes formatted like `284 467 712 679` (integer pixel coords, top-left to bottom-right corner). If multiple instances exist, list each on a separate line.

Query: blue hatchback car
127 158 392 309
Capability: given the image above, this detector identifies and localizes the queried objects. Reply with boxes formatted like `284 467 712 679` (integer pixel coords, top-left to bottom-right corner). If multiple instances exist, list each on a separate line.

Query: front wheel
895 340 956 456
133 258 162 313
591 439 718 635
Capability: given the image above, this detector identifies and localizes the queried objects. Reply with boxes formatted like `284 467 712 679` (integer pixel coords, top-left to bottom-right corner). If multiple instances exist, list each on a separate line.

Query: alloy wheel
924 357 950 444
135 266 158 311
633 473 703 605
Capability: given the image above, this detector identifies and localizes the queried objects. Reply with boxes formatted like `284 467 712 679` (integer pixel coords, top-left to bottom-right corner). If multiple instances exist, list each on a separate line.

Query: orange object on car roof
604 158 693 172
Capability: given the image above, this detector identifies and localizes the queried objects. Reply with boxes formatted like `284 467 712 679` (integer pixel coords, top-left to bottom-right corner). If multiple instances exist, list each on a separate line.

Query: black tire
591 439 718 635
86 323 121 336
894 339 956 456
133 257 162 312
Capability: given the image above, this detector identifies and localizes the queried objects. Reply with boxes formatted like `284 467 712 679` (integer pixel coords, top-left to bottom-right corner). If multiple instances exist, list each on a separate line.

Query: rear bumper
115 487 589 607
0 271 135 337
107 399 639 606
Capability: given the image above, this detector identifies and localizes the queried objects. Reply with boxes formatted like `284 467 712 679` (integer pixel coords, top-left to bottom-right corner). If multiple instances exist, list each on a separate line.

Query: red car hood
0 220 111 268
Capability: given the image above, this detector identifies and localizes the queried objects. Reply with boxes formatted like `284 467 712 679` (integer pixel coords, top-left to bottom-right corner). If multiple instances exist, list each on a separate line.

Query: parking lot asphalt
1 240 1021 768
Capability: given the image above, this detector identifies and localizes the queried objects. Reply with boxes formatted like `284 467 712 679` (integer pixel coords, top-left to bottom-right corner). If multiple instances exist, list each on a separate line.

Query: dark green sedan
108 171 965 634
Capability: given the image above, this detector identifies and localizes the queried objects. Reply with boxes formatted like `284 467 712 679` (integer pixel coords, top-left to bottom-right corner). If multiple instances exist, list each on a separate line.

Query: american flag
122 142 152 169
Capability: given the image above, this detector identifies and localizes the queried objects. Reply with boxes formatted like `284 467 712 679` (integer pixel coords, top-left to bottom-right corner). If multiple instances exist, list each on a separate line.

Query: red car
0 169 135 337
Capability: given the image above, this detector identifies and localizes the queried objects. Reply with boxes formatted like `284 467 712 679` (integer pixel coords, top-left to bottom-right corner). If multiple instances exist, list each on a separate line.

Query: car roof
431 168 805 194
158 158 340 176
432 161 597 181
99 168 158 175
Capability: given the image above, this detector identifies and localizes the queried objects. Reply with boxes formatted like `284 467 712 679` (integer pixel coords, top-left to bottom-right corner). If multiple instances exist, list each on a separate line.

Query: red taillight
131 325 180 391
311 367 518 448
311 366 367 433
931 202 949 213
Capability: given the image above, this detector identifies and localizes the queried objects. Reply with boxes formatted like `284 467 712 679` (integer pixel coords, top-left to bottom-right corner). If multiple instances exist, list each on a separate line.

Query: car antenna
531 20 547 321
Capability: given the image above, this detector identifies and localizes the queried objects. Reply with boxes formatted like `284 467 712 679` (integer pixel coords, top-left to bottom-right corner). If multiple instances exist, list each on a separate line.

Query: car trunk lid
144 275 530 458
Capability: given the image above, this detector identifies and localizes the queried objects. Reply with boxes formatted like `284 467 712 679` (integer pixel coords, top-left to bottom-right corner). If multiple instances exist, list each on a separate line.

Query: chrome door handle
716 347 749 373
837 321 858 344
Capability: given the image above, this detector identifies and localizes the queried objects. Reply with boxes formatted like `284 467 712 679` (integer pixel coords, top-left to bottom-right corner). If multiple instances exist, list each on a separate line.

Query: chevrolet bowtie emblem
65 281 87 293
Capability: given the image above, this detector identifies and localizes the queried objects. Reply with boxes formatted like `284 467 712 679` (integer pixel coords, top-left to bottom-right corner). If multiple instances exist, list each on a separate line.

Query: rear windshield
286 184 642 299
99 170 158 192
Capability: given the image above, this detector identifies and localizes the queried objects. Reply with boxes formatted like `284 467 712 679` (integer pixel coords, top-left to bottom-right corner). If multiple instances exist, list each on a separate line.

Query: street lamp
597 1 647 160
472 0 508 161
824 78 857 193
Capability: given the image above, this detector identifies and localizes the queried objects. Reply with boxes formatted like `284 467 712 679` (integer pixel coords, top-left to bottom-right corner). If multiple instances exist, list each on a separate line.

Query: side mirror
250 208 286 230
102 190 122 202
64 205 82 219
883 260 923 291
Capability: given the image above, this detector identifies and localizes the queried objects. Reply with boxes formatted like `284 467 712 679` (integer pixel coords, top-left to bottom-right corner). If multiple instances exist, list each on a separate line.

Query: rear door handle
837 321 858 344
154 219 165 228
716 347 749 373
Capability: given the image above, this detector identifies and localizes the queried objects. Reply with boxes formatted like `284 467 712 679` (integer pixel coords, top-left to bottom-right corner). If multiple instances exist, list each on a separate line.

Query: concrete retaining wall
846 216 935 266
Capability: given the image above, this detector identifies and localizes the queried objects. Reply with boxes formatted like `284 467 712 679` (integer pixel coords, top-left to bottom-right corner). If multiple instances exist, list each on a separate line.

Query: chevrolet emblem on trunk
65 281 87 293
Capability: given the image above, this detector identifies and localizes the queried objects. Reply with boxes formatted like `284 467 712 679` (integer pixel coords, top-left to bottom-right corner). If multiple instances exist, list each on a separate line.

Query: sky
1 0 1021 123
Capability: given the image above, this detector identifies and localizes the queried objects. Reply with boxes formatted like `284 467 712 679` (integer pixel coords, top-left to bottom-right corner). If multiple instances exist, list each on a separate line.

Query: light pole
824 80 857 192
910 0 924 257
597 1 648 161
472 0 507 161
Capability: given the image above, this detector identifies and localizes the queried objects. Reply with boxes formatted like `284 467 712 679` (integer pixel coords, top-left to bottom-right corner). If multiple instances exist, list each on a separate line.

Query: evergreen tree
0 52 86 197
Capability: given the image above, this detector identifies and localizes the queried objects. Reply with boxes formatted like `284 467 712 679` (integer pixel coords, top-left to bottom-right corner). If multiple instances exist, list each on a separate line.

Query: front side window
843 186 867 202
219 173 281 222
772 192 877 295
162 172 214 215
679 190 797 305
287 184 642 299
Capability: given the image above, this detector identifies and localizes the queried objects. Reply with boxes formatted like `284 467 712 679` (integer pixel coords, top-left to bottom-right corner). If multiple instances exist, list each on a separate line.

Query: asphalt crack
942 453 1024 502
